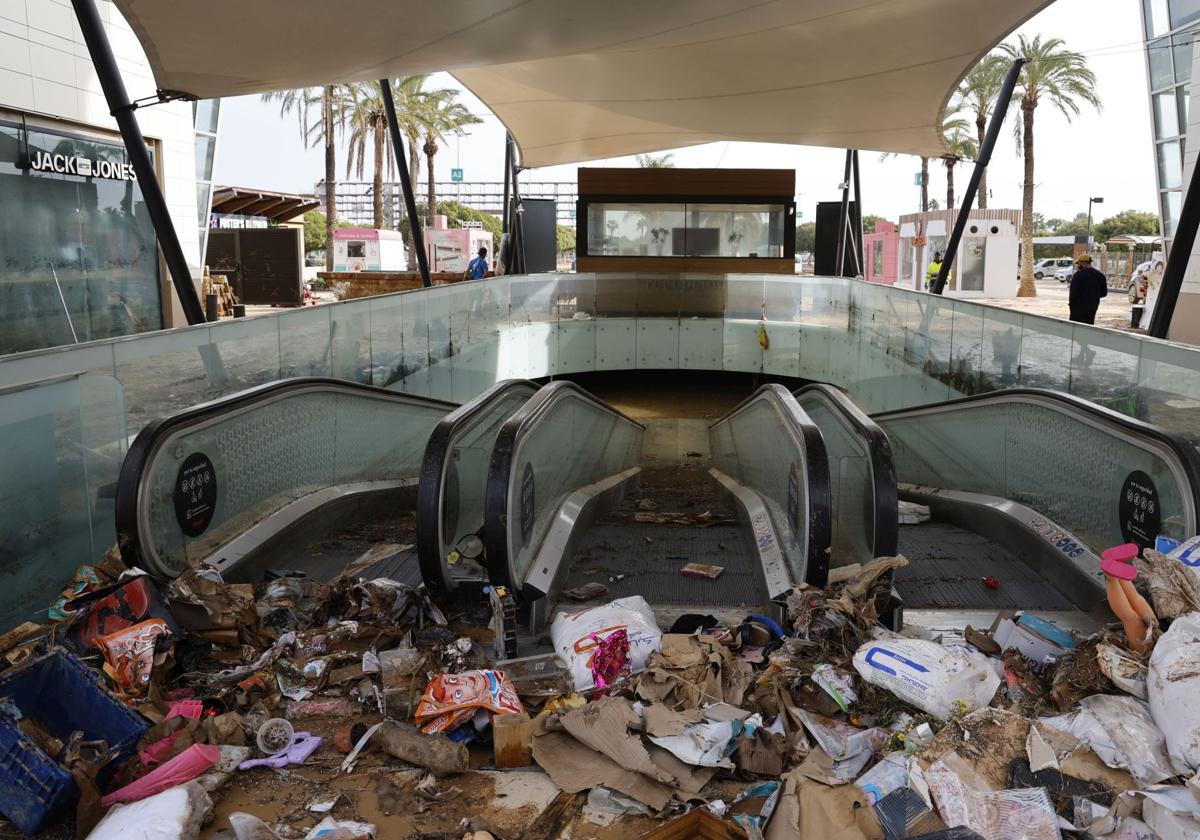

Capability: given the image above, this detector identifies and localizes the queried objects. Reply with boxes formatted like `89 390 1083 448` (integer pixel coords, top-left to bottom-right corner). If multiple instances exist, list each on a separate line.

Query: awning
210 186 319 221
112 0 1050 167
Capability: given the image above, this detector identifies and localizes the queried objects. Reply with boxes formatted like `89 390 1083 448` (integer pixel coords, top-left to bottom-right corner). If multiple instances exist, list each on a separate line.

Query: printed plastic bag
413 670 524 734
1148 611 1200 772
852 638 999 720
550 596 662 692
1042 694 1179 785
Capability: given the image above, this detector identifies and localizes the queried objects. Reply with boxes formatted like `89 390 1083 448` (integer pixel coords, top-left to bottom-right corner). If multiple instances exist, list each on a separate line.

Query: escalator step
562 523 766 606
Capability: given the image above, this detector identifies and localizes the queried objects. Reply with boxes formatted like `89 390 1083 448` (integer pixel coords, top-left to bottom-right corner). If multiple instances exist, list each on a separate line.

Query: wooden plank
576 256 794 275
493 711 533 768
579 167 794 198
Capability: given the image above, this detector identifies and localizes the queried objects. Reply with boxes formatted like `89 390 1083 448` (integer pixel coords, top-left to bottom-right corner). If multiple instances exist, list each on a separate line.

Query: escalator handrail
484 381 646 594
794 383 899 558
872 386 1200 535
115 377 457 571
416 378 540 599
709 384 833 586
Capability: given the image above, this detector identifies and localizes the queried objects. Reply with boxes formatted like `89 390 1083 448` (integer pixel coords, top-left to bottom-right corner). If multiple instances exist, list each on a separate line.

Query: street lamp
1087 196 1105 247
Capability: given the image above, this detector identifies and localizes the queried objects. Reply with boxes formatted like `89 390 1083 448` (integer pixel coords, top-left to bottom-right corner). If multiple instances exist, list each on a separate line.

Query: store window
0 120 162 354
347 241 366 258
583 202 787 258
1147 0 1171 37
1173 31 1195 83
1171 0 1200 29
1155 91 1181 137
1150 38 1175 90
1159 140 1184 188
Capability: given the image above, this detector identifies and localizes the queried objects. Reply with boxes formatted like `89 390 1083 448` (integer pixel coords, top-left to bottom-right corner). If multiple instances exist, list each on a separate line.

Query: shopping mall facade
0 0 218 354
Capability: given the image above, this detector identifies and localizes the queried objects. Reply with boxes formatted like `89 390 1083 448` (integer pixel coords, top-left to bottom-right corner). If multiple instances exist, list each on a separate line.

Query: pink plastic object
237 732 322 770
1101 543 1139 580
139 699 205 767
101 743 220 807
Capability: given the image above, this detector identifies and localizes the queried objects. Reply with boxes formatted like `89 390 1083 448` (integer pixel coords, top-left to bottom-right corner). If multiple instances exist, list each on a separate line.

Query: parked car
1129 261 1151 304
1035 257 1074 280
1054 265 1074 283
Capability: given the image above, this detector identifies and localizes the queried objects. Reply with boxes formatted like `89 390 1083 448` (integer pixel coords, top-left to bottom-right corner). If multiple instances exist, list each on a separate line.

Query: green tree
796 221 816 253
556 225 577 253
636 152 675 168
262 86 341 271
435 200 501 237
1054 212 1090 237
422 95 482 225
303 209 327 254
954 54 1007 210
1093 209 1159 242
941 111 978 208
1000 35 1101 297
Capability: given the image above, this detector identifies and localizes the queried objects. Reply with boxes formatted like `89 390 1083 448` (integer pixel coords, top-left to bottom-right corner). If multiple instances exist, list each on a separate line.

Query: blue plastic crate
0 647 147 834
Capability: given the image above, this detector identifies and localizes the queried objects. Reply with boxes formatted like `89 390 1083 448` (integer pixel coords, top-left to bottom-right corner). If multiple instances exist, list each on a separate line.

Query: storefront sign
28 149 135 180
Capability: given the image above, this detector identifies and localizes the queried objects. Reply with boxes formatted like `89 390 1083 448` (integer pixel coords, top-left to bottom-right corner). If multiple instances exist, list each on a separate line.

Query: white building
0 0 218 354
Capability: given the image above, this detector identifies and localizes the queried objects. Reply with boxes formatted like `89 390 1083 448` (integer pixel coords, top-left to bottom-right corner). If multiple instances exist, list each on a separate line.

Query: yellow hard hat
1076 253 1093 263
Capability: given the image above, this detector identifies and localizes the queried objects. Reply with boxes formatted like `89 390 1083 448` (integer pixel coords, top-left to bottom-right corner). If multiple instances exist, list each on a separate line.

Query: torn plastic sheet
648 714 743 769
926 758 1061 840
796 709 886 762
1148 612 1200 772
856 751 909 806
1042 694 1181 785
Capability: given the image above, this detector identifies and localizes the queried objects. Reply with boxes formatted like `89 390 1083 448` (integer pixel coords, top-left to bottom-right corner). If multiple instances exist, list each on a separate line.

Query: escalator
115 378 456 584
482 383 832 624
116 374 1200 642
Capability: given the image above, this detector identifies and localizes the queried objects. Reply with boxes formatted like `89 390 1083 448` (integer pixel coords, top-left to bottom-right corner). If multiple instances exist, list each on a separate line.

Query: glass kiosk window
585 202 788 258
347 241 367 258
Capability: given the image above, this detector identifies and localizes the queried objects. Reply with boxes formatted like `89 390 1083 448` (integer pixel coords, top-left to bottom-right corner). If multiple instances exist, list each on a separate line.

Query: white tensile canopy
112 0 1049 167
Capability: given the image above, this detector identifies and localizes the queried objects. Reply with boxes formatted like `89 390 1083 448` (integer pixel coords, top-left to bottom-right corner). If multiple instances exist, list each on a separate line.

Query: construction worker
925 252 943 290
1068 253 1107 326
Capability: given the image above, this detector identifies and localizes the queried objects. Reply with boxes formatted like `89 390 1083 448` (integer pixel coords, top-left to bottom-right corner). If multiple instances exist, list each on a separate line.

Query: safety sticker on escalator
174 452 217 537
1119 470 1160 550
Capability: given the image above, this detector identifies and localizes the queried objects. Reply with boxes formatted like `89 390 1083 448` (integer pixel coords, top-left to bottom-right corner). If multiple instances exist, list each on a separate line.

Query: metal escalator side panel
115 377 456 579
483 381 645 600
873 387 1200 555
415 379 539 599
708 384 832 587
794 383 899 561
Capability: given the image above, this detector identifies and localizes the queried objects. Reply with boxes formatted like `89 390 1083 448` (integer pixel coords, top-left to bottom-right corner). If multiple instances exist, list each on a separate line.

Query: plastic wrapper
551 596 662 692
413 670 524 734
852 637 1000 720
96 618 172 694
927 758 1060 840
588 628 630 697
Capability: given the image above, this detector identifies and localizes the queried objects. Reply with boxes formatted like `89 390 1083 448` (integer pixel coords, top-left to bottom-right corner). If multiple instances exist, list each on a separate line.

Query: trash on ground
898 501 931 524
680 562 725 579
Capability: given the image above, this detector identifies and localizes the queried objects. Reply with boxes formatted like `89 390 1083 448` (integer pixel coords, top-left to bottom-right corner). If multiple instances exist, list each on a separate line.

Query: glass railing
8 271 1200 616
416 379 539 599
874 389 1200 555
484 382 643 596
115 378 454 579
709 384 832 586
794 384 898 568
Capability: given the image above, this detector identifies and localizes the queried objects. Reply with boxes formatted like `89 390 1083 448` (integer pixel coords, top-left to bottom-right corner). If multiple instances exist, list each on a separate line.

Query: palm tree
342 83 392 230
421 94 482 225
1000 35 1100 297
941 112 978 208
262 87 341 271
636 152 675 168
954 54 1007 210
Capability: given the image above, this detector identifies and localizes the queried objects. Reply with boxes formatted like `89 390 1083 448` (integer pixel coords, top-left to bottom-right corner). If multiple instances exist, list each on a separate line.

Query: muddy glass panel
584 202 786 258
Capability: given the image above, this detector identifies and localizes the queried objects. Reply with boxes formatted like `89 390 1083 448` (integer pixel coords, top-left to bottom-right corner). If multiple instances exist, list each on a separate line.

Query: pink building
863 220 899 285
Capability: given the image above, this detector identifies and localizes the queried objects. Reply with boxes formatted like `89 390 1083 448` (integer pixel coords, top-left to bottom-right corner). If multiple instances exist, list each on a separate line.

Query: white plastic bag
550 596 662 692
852 638 999 720
1149 611 1200 772
89 782 212 840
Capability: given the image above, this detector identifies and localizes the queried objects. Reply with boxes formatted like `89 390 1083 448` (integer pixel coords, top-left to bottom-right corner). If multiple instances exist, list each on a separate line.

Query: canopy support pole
509 136 527 275
502 133 512 233
379 79 431 288
835 150 852 277
70 0 205 325
1150 148 1200 337
932 57 1023 295
852 150 864 276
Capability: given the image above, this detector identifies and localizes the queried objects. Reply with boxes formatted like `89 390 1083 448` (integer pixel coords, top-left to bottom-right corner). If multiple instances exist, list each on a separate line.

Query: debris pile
2 537 1200 839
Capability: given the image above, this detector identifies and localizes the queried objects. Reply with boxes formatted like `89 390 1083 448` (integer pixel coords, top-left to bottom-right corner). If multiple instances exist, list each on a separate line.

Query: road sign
451 168 464 182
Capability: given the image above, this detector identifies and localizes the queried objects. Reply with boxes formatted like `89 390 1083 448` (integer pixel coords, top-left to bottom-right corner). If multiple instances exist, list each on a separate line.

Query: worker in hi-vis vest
925 251 946 290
